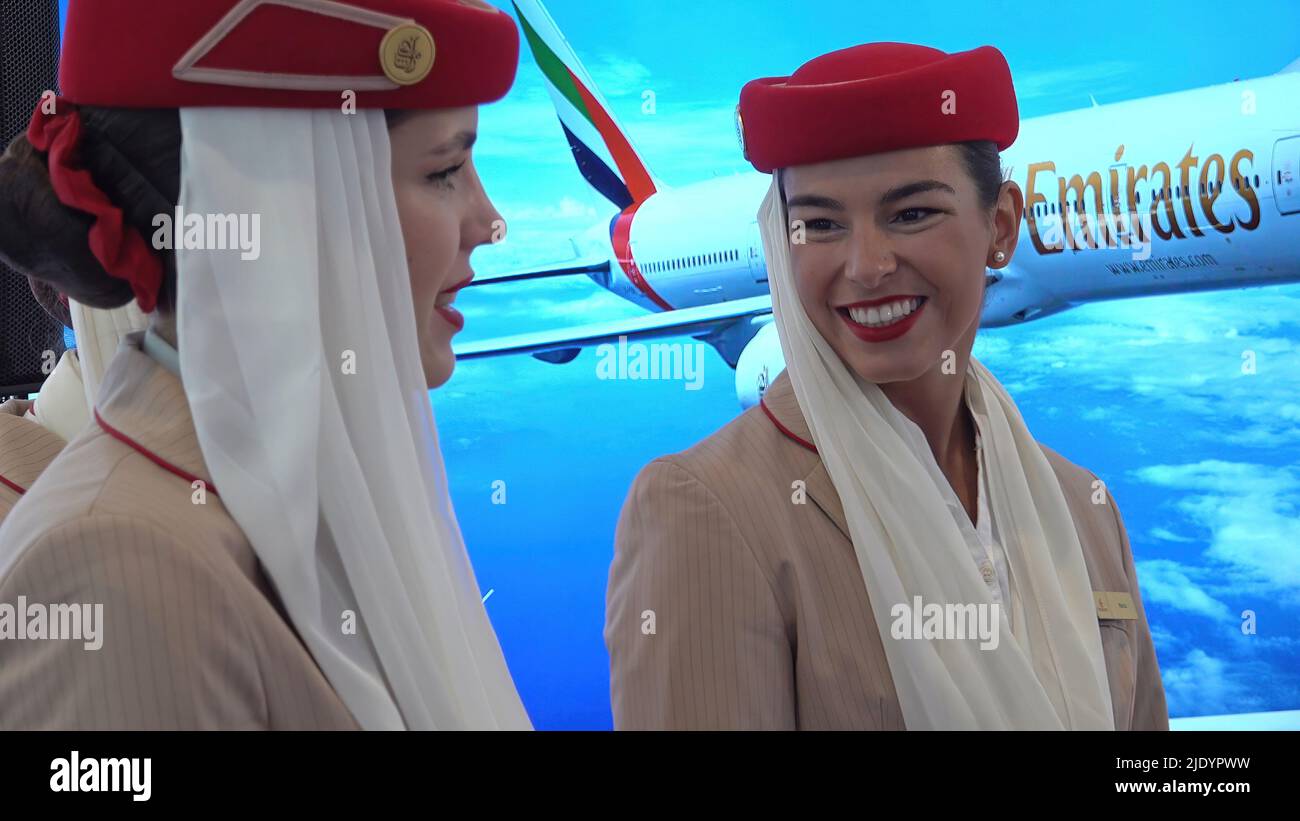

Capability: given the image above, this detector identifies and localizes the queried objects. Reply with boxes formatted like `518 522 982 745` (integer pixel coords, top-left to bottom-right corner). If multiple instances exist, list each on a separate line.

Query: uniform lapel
759 369 851 542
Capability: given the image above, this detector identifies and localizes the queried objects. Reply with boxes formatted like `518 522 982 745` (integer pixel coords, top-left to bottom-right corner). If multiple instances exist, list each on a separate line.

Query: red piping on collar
760 397 818 454
93 407 219 498
0 474 26 496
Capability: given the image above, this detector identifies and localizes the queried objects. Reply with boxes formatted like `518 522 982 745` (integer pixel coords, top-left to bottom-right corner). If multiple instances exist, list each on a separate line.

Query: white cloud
498 197 603 222
583 53 658 98
1161 649 1264 716
1013 61 1144 106
978 287 1300 454
1149 526 1196 543
1135 558 1232 620
1134 461 1300 598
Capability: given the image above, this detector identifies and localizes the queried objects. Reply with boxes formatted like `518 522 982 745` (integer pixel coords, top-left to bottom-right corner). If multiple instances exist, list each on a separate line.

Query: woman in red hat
606 43 1168 730
0 0 530 729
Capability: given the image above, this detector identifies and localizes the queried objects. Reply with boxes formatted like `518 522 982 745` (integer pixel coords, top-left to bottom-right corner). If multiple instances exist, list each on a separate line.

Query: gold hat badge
734 104 748 161
380 23 436 86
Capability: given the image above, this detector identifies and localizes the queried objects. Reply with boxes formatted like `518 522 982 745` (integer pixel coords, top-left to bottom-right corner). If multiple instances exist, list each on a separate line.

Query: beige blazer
0 400 66 522
0 335 359 730
606 369 1169 730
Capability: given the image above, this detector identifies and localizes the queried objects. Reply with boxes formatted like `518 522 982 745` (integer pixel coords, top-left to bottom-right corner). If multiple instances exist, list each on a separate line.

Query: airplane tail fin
512 0 658 209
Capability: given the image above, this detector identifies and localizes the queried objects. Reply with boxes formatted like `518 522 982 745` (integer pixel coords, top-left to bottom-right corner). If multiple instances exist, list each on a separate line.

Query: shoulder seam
644 455 792 627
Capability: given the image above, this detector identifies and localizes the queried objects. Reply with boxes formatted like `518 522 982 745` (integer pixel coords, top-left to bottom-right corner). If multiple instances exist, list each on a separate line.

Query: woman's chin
422 344 456 390
841 346 935 385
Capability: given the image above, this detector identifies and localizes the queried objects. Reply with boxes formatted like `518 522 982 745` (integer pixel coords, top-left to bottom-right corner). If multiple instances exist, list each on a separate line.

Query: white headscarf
175 107 531 730
759 176 1114 729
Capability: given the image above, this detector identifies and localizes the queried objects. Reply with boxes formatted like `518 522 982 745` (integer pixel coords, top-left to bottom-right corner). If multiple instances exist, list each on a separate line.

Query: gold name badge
380 23 436 86
1095 591 1138 620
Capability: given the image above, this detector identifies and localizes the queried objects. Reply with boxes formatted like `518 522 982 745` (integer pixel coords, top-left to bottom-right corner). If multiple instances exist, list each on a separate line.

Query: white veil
175 107 531 730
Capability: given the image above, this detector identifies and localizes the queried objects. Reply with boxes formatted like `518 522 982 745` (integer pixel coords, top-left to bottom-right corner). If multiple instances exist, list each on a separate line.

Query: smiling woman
779 141 1003 354
778 142 1017 392
605 41 1169 731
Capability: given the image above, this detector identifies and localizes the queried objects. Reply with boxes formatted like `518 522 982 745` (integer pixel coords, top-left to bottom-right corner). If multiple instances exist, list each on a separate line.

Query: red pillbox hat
737 42 1019 173
59 0 519 109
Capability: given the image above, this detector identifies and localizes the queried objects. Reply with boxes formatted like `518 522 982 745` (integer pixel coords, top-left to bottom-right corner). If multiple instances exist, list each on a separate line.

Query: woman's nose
467 166 505 249
845 228 896 289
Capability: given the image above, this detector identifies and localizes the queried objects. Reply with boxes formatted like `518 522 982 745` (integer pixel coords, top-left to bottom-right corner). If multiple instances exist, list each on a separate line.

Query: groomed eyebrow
429 131 477 155
786 193 846 210
786 179 956 211
880 179 956 204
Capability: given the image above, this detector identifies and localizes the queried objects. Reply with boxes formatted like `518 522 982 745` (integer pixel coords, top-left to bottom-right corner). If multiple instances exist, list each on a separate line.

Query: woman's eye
804 218 840 231
894 207 937 223
426 162 465 188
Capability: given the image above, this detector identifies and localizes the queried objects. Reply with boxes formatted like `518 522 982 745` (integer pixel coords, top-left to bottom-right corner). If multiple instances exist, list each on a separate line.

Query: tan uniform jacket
0 400 65 523
0 336 359 730
606 369 1169 730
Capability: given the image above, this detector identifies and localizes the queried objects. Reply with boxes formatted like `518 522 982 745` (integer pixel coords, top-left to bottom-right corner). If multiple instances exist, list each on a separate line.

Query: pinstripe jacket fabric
606 369 1169 730
0 401 66 523
0 335 359 730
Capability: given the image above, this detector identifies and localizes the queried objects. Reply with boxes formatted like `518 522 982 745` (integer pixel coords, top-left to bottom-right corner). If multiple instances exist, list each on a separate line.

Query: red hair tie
26 97 162 313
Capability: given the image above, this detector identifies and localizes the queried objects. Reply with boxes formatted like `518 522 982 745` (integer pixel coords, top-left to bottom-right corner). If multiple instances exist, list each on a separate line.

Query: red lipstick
435 275 473 332
836 295 926 343
436 305 465 331
445 274 474 293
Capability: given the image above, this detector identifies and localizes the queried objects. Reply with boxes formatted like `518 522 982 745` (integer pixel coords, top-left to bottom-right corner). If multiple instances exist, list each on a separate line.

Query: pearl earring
993 250 1006 263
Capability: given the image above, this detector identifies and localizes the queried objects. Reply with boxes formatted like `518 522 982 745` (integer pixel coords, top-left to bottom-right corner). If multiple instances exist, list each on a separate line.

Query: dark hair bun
0 131 133 308
0 106 181 311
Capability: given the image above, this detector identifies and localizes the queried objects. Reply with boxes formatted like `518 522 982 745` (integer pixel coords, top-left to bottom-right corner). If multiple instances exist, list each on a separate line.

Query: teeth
846 298 921 328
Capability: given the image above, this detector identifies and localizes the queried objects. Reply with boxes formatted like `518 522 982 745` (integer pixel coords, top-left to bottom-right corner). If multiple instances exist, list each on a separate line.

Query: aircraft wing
463 257 610 287
454 295 772 361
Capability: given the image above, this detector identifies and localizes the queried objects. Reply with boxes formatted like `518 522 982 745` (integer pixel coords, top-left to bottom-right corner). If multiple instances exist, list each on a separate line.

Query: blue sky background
58 0 1300 728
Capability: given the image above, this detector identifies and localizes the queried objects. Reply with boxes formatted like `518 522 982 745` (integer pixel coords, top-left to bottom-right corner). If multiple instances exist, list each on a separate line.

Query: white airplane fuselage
576 72 1300 326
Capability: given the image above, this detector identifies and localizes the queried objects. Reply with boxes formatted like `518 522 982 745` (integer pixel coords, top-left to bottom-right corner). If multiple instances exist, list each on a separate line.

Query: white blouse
893 387 1013 612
